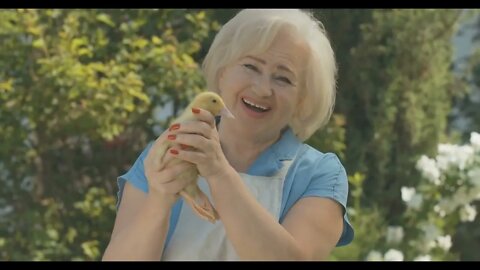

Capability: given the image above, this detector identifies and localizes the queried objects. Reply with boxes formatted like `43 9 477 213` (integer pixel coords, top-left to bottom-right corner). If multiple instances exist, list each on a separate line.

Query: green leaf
132 38 149 49
66 228 77 243
46 229 59 240
96 13 115 27
0 78 14 92
151 36 162 45
32 38 45 48
81 240 100 259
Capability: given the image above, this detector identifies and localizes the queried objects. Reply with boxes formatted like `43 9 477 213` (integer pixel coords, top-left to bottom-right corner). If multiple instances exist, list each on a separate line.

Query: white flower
470 132 480 150
386 226 404 244
438 143 455 155
437 144 475 171
437 144 457 172
414 255 432 261
460 204 477 222
433 204 446 217
456 145 475 170
416 155 441 185
436 235 452 251
401 187 423 210
401 187 416 202
435 155 451 172
366 250 383 261
408 194 423 210
384 249 404 261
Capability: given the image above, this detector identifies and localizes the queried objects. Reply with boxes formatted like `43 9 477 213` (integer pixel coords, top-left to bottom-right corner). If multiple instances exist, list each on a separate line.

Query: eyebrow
245 55 295 76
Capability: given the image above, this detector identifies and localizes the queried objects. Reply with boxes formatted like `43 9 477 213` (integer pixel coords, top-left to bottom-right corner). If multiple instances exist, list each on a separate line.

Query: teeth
242 98 268 110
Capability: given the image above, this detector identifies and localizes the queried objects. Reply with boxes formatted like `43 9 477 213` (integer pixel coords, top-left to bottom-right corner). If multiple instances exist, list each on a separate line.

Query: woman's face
218 29 308 139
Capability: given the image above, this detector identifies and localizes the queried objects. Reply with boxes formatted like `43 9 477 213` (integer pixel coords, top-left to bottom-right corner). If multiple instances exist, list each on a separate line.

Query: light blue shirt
117 127 354 248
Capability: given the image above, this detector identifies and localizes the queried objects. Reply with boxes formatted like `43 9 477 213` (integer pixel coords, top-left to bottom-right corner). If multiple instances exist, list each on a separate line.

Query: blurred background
0 9 480 261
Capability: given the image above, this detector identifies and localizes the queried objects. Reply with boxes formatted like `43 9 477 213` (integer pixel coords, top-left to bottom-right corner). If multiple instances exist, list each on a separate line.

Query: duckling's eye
212 99 217 103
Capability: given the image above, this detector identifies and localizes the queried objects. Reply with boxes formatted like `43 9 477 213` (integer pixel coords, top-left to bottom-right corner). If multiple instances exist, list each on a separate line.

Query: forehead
249 28 309 73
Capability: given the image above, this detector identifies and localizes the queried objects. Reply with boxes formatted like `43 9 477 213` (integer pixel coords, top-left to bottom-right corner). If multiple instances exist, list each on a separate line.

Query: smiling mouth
241 98 271 113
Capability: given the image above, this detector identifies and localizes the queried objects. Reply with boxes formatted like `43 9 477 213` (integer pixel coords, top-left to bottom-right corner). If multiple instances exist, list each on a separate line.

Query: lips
241 97 271 113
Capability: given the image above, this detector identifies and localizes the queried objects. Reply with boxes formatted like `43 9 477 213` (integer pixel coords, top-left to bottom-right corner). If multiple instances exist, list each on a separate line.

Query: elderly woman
103 9 354 261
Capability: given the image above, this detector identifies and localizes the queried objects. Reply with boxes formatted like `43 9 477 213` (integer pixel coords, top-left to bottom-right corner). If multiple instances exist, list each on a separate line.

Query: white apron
162 159 295 261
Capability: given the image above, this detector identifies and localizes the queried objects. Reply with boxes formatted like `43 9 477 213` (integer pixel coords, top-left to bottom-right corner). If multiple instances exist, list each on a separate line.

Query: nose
252 75 272 97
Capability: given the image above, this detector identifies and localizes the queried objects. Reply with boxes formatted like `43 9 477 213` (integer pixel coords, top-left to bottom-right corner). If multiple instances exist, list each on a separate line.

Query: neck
218 120 282 173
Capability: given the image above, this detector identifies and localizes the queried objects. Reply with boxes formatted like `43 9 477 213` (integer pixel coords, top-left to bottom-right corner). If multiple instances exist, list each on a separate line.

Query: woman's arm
102 182 172 261
103 130 196 261
207 168 343 260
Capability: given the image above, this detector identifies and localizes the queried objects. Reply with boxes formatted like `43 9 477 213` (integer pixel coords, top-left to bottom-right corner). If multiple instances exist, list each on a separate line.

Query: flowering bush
365 132 480 261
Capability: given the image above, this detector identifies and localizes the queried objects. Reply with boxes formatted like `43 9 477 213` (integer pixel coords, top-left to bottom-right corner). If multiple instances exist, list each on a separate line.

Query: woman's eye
275 76 292 85
243 64 259 72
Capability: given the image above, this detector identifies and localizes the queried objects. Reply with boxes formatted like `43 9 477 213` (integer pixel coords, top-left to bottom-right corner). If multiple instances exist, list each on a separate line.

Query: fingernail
180 144 189 150
167 134 176 140
170 149 179 155
169 123 180 131
192 108 200 114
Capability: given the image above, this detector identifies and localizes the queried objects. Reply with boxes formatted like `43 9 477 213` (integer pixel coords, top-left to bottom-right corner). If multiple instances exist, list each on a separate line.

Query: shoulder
117 142 155 196
286 144 348 205
294 144 346 179
282 144 354 247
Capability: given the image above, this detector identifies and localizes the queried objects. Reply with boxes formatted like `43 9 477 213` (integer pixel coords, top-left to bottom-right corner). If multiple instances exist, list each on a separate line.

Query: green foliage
0 187 116 260
318 9 467 218
306 114 346 161
313 9 480 260
0 9 215 260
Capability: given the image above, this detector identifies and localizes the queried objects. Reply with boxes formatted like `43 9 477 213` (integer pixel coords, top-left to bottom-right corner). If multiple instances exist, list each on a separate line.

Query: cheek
226 67 253 85
280 91 299 119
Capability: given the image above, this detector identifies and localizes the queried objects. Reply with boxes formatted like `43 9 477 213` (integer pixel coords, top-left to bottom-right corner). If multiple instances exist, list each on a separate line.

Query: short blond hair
202 9 337 141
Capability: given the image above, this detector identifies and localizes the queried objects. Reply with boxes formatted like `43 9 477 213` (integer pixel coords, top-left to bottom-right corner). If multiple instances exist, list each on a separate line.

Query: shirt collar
215 117 302 176
247 127 302 176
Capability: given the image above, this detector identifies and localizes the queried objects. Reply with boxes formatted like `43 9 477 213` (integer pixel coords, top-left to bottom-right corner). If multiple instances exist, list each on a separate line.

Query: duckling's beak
220 107 235 119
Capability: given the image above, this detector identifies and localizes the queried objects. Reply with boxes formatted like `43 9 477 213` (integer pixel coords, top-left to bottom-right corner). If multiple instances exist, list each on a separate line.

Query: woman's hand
143 130 197 207
166 108 231 180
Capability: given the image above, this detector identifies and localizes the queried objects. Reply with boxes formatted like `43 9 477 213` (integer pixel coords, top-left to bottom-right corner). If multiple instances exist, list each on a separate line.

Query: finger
152 129 170 148
155 161 194 184
145 130 170 168
167 133 209 152
191 107 216 129
168 147 208 165
162 169 198 193
162 145 179 163
149 142 172 172
167 120 213 139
